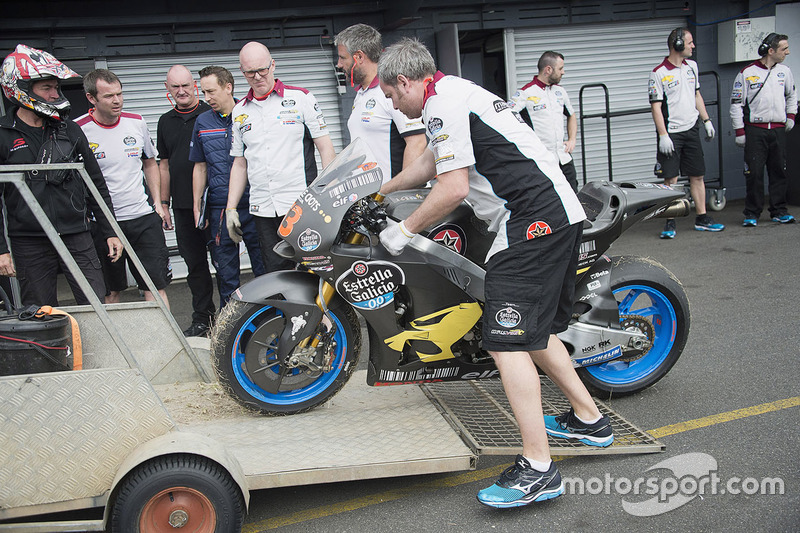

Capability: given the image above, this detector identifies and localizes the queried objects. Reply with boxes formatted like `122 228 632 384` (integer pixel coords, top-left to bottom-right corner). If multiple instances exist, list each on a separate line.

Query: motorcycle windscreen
277 138 384 261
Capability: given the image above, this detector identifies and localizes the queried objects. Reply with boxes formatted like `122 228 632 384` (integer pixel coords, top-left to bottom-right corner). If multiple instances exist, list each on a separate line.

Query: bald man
157 64 215 337
226 42 336 272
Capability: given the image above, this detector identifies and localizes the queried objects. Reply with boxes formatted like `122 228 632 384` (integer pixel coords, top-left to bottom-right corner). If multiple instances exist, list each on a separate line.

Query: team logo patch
526 221 552 240
430 223 466 255
336 260 405 310
10 137 27 152
123 136 136 146
495 306 522 328
297 228 322 252
427 117 443 134
366 98 376 109
234 114 248 124
359 162 377 171
281 99 296 107
493 99 508 113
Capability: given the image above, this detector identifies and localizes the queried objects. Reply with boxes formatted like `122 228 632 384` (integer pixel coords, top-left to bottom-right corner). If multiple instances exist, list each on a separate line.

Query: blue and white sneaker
772 214 796 224
742 218 758 227
694 214 725 232
544 408 614 447
477 455 564 508
660 219 676 239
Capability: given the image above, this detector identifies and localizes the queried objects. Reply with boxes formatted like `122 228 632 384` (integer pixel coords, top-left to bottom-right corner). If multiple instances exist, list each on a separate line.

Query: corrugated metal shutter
103 47 342 277
504 18 686 184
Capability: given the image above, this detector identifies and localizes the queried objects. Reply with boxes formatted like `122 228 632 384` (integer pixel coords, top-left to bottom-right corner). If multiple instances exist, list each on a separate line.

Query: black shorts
93 211 171 293
482 223 582 352
655 119 705 179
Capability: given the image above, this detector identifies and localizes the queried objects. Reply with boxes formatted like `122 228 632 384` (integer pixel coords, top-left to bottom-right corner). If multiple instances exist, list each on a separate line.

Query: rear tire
578 256 690 398
211 297 361 415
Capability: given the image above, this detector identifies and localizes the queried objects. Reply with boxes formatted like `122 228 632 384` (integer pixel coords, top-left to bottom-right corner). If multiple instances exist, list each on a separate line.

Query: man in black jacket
0 44 122 306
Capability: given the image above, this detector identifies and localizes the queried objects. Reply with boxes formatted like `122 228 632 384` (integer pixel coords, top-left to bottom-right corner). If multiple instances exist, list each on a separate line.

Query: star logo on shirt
431 224 466 255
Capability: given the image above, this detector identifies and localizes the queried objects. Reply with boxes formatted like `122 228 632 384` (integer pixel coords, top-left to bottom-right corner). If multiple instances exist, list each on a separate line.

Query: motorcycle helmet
1 44 79 120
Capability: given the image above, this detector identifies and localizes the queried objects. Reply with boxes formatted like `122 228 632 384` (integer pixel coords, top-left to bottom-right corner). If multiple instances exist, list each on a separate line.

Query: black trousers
560 160 578 192
743 125 789 219
173 208 216 325
254 215 295 273
11 232 105 307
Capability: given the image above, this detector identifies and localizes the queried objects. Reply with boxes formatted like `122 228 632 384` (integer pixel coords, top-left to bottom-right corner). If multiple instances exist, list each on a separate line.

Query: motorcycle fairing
275 139 385 270
573 255 620 328
384 302 483 362
230 270 325 359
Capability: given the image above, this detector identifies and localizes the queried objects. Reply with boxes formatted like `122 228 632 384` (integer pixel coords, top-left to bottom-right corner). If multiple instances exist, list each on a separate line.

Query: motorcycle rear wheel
211 297 361 415
578 256 690 398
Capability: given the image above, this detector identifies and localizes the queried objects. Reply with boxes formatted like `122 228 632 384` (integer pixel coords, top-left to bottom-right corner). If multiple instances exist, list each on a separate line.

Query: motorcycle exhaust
654 199 692 219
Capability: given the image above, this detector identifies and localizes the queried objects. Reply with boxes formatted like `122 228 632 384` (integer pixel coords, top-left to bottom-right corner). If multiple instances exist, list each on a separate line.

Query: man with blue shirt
190 66 265 307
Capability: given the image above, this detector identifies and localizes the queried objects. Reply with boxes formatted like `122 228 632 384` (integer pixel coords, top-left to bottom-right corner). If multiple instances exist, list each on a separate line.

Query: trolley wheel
707 191 726 211
109 455 245 532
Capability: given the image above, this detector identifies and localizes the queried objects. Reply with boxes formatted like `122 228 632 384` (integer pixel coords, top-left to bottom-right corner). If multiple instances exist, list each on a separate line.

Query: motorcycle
210 139 691 415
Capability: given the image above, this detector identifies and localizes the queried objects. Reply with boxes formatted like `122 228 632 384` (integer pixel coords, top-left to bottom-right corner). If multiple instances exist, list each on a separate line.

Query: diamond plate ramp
0 369 174 511
176 370 476 490
421 377 664 455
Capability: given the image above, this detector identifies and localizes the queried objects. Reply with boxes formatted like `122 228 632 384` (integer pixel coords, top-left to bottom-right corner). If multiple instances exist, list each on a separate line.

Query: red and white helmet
2 44 79 120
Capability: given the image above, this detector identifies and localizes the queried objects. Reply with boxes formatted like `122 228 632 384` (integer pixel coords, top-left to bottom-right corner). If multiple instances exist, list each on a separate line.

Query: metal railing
578 71 724 191
0 163 210 381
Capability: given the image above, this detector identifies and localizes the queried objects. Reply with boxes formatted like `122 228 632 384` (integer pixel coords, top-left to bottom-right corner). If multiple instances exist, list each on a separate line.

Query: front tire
578 256 690 397
109 455 244 533
211 297 361 415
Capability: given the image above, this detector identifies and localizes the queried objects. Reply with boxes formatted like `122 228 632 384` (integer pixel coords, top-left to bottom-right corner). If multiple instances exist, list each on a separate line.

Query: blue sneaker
742 218 757 227
772 214 796 224
694 214 725 232
544 408 614 447
477 455 564 508
660 219 676 239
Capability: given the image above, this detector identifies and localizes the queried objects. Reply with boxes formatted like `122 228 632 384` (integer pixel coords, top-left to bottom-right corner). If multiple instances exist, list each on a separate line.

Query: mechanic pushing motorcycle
376 38 603 508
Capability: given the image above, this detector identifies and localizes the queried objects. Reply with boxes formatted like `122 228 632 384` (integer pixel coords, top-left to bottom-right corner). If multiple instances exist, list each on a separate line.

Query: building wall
3 0 798 203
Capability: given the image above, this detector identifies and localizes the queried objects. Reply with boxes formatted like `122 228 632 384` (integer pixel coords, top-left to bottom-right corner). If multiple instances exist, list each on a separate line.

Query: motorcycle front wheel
211 297 361 415
578 256 690 398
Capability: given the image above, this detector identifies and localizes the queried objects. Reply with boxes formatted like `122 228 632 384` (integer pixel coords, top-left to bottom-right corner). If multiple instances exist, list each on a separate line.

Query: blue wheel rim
231 306 348 405
584 284 677 385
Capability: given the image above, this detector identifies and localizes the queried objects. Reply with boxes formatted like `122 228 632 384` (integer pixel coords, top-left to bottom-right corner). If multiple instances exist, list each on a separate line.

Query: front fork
301 210 372 359
302 192 386 352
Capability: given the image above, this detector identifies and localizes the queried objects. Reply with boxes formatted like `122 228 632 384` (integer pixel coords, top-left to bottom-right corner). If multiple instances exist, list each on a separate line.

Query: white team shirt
509 77 575 165
649 58 700 133
730 60 797 134
347 77 425 183
230 79 329 217
76 111 158 221
424 73 585 262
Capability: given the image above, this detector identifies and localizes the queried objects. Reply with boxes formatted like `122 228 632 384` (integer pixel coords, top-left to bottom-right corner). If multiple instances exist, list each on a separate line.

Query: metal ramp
422 377 664 456
158 370 662 494
160 370 476 491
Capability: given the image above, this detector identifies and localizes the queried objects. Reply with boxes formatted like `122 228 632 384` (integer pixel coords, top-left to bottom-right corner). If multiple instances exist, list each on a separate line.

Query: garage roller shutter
504 18 687 184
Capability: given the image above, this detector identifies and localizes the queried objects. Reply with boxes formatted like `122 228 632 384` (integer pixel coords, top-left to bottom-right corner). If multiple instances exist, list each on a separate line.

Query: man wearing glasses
225 41 336 272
